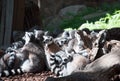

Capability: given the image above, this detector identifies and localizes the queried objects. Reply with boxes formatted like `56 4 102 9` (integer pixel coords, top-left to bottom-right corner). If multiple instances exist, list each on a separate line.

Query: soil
1 71 55 81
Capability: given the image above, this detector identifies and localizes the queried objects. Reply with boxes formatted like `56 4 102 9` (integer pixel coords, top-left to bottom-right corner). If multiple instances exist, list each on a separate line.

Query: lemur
5 30 42 54
90 30 107 61
0 52 16 77
54 30 70 48
0 31 46 77
5 40 25 54
45 44 120 81
5 31 35 54
43 35 89 77
45 64 120 81
34 29 46 41
64 30 92 58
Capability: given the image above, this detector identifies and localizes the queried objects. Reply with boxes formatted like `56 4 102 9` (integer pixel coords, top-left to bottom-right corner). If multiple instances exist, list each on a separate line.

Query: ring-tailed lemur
0 52 17 77
0 32 46 77
22 32 35 44
43 35 89 77
90 30 107 61
5 31 34 54
45 46 120 81
34 29 45 41
5 40 25 54
54 30 76 48
64 30 91 58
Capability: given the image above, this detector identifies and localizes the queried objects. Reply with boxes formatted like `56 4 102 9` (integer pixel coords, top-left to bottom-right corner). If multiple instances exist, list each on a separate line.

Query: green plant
79 10 120 30
60 2 120 29
60 7 98 30
44 2 120 31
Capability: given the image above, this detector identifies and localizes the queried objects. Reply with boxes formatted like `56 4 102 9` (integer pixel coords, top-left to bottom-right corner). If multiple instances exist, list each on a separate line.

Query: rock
45 5 87 30
83 10 107 20
40 0 84 18
45 16 63 29
58 5 87 19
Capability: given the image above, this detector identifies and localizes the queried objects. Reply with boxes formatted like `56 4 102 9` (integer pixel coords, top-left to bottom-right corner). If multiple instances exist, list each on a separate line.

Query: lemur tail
0 68 23 77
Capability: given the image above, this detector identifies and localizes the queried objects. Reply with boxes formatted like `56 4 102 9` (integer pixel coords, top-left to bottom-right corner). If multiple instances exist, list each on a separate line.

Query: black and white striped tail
0 68 23 77
49 55 64 77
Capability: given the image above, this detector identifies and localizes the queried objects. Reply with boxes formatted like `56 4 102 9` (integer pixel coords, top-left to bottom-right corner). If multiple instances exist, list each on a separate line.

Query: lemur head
54 37 69 47
22 32 35 44
61 31 69 38
43 35 53 45
34 29 45 41
50 51 73 67
62 30 76 40
93 30 107 48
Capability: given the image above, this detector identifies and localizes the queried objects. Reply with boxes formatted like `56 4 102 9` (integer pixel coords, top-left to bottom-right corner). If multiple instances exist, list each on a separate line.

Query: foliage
79 10 120 30
62 2 120 31
61 7 98 30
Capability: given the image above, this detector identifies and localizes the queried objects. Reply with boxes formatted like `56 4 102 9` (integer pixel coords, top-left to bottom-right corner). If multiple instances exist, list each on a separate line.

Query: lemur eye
61 41 64 43
64 59 67 62
50 38 52 41
95 43 97 46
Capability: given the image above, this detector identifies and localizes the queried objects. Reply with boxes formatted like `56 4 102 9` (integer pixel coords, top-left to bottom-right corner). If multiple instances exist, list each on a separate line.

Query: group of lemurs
0 28 120 81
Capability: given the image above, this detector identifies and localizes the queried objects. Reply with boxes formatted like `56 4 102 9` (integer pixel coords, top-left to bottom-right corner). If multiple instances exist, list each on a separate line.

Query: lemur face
55 37 68 47
34 29 45 41
43 35 53 45
93 30 107 48
52 53 72 66
61 31 69 38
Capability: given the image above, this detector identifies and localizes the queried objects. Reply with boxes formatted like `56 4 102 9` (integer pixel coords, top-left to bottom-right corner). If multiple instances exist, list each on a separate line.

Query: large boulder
58 5 87 19
40 0 84 18
45 5 87 29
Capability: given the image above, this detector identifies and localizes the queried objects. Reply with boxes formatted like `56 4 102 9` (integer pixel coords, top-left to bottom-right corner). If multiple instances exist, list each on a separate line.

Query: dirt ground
1 72 120 81
1 71 55 81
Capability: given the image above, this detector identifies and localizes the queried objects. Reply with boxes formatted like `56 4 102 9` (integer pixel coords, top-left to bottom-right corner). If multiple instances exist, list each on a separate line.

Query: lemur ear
62 31 69 37
49 36 53 41
44 31 49 36
43 35 46 39
25 32 29 35
75 31 80 39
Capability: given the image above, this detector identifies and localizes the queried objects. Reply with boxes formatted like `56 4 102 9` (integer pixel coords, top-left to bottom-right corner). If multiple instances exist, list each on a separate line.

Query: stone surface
58 5 87 19
83 10 107 20
45 5 87 29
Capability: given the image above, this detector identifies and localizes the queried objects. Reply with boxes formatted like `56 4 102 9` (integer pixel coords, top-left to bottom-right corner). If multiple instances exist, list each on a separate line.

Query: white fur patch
17 69 21 74
0 73 1 77
11 69 15 75
4 70 9 76
21 60 31 72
